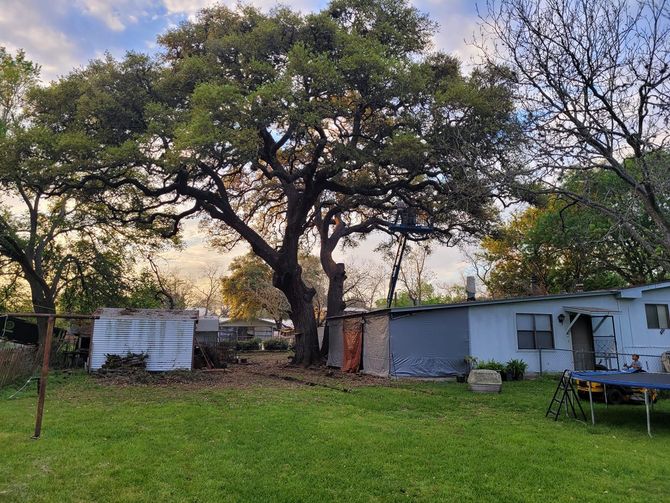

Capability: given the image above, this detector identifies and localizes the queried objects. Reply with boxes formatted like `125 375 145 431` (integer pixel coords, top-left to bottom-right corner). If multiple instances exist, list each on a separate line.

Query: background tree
396 244 433 306
0 47 38 136
146 257 196 310
221 253 290 328
0 49 169 341
342 260 388 310
476 178 669 297
483 0 670 261
192 264 223 316
0 262 32 313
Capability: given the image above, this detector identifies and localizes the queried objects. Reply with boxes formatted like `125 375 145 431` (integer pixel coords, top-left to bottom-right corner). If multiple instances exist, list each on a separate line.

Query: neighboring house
194 316 220 346
218 318 278 341
326 282 670 377
90 308 199 371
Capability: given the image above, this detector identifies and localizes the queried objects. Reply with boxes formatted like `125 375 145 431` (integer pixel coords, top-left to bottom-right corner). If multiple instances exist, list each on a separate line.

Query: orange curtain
341 318 363 373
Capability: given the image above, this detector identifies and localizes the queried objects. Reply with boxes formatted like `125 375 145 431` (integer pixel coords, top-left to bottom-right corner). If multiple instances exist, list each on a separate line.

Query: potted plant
464 356 478 374
505 359 528 381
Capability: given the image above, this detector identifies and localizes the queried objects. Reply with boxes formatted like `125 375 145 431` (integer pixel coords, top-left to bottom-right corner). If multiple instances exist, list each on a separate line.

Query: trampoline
571 370 670 436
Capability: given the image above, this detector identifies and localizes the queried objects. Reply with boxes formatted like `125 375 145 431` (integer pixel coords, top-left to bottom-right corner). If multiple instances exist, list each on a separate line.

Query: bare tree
193 264 223 316
343 260 389 310
398 244 435 306
147 257 195 310
482 0 670 259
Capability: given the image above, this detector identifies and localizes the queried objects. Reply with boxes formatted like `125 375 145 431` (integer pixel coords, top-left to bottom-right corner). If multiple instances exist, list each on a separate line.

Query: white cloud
76 0 150 31
162 0 216 17
162 0 318 19
0 1 81 81
430 13 486 74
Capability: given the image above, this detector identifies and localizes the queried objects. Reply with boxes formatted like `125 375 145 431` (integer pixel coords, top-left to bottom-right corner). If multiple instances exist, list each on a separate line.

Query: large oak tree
45 1 516 364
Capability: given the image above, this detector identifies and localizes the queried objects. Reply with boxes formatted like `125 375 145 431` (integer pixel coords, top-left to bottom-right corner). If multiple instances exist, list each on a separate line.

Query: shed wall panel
361 314 390 377
390 308 469 377
326 319 344 367
90 319 195 371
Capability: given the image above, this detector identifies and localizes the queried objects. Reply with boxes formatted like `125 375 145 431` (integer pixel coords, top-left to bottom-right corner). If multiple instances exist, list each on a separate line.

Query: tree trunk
320 262 346 358
26 276 56 345
273 268 320 366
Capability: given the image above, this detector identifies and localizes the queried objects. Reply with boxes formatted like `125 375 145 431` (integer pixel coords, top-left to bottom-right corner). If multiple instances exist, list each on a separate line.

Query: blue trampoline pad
571 370 670 390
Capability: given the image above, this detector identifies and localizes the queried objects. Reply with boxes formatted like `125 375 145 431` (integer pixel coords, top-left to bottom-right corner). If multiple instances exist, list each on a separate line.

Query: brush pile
97 352 148 375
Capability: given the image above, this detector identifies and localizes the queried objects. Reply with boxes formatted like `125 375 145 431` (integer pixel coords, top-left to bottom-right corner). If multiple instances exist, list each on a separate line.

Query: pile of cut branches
97 352 148 376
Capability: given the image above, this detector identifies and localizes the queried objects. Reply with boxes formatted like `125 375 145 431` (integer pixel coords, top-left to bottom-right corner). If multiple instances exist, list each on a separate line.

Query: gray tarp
390 307 469 377
326 318 344 368
362 314 390 377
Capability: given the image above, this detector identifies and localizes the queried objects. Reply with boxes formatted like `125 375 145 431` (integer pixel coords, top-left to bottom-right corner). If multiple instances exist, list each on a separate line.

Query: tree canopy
476 171 670 297
0 48 174 341
37 0 518 364
483 0 670 260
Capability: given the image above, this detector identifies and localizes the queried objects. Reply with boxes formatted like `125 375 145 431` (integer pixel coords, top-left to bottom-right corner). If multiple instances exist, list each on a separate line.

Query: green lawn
1 372 669 502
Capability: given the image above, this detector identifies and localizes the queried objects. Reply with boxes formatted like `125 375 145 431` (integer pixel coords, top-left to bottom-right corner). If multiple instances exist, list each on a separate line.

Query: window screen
516 314 554 349
645 304 670 329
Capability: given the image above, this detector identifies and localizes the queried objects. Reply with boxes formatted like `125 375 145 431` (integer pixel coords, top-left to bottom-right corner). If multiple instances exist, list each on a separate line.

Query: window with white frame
645 304 669 329
516 313 554 349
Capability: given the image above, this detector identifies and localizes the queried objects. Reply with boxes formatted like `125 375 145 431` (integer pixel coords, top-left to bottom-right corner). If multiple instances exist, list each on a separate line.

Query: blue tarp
390 307 469 377
572 370 670 390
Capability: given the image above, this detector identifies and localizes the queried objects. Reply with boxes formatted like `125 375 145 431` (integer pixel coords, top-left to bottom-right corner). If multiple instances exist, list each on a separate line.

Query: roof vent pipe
466 276 476 301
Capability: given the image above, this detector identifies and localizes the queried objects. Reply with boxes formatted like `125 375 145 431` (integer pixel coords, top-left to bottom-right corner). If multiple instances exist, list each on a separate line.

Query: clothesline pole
33 315 55 439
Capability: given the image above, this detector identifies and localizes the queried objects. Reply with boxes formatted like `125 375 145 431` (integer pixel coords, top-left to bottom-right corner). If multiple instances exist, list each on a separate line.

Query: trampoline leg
644 389 652 438
588 382 595 426
603 384 608 408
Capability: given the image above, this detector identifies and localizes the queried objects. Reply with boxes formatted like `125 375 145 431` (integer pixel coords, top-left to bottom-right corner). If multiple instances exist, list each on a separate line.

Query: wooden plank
33 315 55 439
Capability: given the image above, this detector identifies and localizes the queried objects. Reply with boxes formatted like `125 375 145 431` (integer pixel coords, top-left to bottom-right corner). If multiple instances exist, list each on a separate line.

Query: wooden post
33 315 55 439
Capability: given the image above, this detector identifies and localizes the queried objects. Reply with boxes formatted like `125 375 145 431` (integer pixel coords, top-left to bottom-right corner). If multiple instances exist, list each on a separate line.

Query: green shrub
476 359 506 372
235 338 261 351
505 359 528 380
263 338 289 351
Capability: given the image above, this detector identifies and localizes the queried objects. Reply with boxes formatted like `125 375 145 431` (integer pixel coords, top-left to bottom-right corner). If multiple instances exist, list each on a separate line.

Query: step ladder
545 370 587 421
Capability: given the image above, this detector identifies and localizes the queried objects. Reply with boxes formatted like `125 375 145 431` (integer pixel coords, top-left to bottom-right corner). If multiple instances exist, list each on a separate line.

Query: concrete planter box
467 369 502 393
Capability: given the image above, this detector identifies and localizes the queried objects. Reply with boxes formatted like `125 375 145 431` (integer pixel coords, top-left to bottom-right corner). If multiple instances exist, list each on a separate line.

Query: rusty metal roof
95 308 199 320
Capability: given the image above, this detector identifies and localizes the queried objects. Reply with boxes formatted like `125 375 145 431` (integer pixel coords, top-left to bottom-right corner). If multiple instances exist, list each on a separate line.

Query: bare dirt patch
93 351 390 391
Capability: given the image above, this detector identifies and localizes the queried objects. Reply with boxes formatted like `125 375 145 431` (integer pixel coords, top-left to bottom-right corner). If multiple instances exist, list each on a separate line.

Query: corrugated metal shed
90 309 198 371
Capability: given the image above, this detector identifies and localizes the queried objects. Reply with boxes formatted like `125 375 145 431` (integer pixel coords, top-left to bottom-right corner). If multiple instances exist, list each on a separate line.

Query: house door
570 314 595 370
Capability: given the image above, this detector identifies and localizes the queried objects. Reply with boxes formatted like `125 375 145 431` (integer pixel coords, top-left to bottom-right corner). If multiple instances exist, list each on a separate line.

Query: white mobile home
218 318 277 341
326 282 670 377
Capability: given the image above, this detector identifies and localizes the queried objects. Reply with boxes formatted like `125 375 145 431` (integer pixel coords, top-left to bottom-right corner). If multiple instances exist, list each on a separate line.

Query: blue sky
0 0 483 285
0 0 482 81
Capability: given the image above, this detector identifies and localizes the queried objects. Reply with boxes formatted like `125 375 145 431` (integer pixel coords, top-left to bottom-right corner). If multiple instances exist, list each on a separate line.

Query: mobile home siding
616 288 670 371
467 294 623 373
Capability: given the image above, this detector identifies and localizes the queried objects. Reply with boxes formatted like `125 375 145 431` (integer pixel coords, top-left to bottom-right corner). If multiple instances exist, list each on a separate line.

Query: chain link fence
534 348 668 375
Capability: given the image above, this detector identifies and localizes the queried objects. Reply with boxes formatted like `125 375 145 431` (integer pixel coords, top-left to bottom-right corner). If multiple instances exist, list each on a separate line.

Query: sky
0 0 485 288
